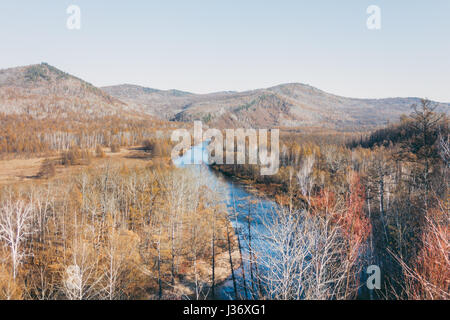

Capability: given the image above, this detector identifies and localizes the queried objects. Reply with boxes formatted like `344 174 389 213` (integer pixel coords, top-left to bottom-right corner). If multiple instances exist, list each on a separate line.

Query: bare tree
256 204 364 300
62 226 102 300
297 154 315 204
100 227 141 300
438 132 449 167
0 200 35 280
0 264 22 299
390 200 449 300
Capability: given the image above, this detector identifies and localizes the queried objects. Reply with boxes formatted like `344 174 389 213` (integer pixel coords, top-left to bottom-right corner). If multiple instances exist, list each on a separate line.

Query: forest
0 99 448 300
212 99 448 299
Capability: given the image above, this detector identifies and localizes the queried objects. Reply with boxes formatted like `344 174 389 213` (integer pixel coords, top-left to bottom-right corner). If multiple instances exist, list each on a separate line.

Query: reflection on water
173 142 278 300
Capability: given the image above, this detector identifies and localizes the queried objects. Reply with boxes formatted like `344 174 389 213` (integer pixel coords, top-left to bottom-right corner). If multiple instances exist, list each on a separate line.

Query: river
173 141 278 300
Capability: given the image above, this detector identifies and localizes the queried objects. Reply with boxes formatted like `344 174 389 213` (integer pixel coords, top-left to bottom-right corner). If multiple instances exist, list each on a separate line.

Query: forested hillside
212 100 448 299
104 82 449 130
0 63 134 118
0 63 448 301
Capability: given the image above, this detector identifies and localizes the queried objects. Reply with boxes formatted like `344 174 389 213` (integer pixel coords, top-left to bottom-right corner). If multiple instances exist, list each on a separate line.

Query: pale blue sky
1 1 449 101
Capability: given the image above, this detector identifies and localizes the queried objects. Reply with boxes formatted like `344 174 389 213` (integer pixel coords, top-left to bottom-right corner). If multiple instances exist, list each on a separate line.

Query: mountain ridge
103 82 449 130
0 63 447 129
0 63 147 120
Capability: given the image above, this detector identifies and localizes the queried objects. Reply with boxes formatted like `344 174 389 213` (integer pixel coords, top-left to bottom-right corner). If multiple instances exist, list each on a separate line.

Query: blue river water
173 141 278 300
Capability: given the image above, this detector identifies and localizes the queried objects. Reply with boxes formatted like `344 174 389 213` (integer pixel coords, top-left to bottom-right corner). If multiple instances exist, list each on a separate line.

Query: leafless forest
0 93 448 300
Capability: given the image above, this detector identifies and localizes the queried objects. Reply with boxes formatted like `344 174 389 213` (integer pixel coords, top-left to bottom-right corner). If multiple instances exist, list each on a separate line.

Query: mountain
0 63 142 119
101 84 196 117
1 64 447 130
104 83 449 130
102 84 240 119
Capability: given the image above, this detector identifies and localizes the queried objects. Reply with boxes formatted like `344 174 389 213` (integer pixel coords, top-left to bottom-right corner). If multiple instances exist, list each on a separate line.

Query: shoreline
210 164 286 206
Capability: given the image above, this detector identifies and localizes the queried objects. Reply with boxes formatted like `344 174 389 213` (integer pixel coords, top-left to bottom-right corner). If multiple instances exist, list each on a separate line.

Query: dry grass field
0 147 153 186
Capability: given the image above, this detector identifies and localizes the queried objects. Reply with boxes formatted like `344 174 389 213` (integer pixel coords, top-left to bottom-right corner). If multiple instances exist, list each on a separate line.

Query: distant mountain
104 82 449 130
102 84 238 119
1 64 447 130
0 63 142 119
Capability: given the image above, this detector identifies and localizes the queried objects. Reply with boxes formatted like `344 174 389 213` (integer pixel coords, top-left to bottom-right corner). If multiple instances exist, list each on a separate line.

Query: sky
1 0 449 102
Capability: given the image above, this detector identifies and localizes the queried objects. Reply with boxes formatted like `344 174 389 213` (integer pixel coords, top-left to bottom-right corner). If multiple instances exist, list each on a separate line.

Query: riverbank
168 245 241 300
210 164 290 207
172 142 282 300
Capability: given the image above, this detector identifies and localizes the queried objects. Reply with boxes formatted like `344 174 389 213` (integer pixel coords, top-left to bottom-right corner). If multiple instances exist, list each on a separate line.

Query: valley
0 63 448 301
